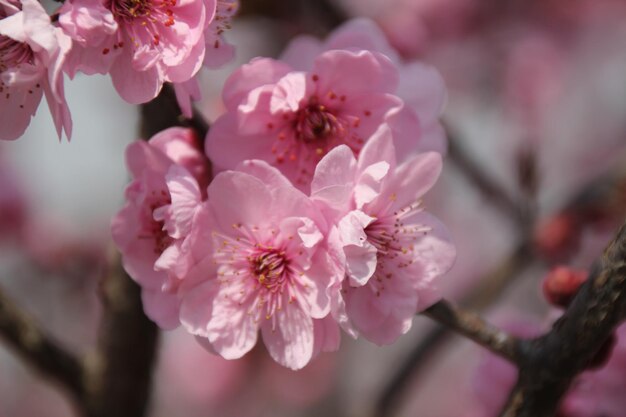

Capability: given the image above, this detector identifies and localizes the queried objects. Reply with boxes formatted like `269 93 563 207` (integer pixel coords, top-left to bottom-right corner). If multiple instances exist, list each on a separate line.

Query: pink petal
141 288 181 329
279 34 323 70
222 57 292 110
235 159 293 189
180 277 220 337
207 287 259 360
261 303 314 370
338 210 378 286
311 49 399 97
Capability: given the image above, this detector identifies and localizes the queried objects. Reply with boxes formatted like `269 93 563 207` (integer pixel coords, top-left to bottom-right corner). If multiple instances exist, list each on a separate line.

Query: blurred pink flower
311 126 456 344
206 49 421 191
0 0 72 140
111 127 208 329
179 161 344 369
59 0 211 104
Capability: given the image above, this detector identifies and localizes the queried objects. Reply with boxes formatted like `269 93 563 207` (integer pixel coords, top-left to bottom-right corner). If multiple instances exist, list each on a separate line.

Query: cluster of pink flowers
112 19 456 369
0 0 238 140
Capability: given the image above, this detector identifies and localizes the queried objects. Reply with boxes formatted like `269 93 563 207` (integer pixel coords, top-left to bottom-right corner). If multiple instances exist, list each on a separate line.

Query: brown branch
140 83 209 140
0 286 87 406
84 85 202 417
84 254 159 417
500 218 626 417
424 300 523 363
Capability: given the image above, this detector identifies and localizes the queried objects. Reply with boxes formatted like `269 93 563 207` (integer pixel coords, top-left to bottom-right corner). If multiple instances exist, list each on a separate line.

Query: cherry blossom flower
279 17 448 154
179 160 344 369
111 127 208 328
311 125 456 344
0 0 72 140
206 49 421 191
173 0 238 117
203 0 237 69
59 0 210 104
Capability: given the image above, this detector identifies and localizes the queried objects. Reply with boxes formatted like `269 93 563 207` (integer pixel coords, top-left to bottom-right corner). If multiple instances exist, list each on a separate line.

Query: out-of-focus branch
446 127 523 222
140 83 209 140
500 219 626 417
82 84 204 417
0 286 87 406
84 253 158 417
239 0 348 35
424 300 523 363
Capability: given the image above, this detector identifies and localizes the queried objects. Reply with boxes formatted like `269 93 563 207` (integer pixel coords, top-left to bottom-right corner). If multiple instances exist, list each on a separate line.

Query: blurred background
2 0 626 416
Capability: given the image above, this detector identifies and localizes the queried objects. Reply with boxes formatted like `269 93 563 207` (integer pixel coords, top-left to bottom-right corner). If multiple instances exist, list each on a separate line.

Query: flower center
108 0 176 26
0 36 33 72
293 101 343 143
250 247 289 293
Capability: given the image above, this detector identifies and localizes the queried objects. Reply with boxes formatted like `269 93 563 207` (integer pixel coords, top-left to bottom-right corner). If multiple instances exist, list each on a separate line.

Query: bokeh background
2 0 626 416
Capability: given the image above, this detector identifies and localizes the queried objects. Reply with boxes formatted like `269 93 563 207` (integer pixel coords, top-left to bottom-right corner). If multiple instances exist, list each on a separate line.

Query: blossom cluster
0 0 238 141
112 20 456 369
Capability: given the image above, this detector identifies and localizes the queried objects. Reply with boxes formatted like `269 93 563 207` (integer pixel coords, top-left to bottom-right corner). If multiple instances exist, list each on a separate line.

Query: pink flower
311 126 456 344
0 0 72 140
202 0 237 69
279 17 448 154
179 160 344 369
59 0 211 104
206 49 421 191
173 0 238 117
111 127 208 328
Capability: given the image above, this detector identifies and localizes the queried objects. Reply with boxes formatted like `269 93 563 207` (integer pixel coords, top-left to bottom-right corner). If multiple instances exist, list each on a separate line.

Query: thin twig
424 300 523 363
0 286 87 405
446 127 522 222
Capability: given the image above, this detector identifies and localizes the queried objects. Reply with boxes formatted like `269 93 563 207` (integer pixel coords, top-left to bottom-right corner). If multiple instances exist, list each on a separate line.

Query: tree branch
424 300 523 364
500 218 626 417
84 254 159 417
446 126 523 221
0 286 86 406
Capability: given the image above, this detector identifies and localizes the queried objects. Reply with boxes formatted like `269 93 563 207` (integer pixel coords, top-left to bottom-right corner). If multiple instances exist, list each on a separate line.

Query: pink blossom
202 0 237 69
279 17 448 154
172 0 237 117
0 0 72 140
311 126 456 344
179 161 344 369
111 127 208 328
59 0 210 104
206 49 422 191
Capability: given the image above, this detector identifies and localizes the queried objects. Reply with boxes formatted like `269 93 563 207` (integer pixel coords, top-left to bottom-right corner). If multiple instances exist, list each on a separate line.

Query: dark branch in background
82 85 210 417
140 83 209 140
84 253 158 417
239 0 347 36
0 287 87 406
500 219 626 417
446 126 523 222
